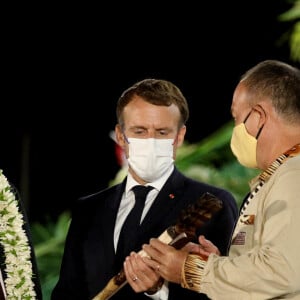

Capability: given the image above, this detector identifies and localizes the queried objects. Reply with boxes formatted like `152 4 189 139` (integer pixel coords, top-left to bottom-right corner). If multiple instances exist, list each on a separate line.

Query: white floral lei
0 170 36 299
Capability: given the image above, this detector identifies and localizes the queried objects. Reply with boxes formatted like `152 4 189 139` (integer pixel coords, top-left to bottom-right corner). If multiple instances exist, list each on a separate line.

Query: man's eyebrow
155 127 170 131
128 126 147 130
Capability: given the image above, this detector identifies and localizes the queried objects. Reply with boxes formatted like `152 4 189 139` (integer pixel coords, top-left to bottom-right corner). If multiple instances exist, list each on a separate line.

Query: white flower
0 170 37 299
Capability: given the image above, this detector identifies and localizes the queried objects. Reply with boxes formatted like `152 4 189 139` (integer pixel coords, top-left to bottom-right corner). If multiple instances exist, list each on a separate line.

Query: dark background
1 1 296 223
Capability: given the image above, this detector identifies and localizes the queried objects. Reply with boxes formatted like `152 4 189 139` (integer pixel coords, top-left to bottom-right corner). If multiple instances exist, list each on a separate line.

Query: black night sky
1 1 296 223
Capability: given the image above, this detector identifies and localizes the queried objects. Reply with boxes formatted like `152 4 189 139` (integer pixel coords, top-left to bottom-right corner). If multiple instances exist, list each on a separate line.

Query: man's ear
253 104 267 128
115 124 126 147
176 125 186 147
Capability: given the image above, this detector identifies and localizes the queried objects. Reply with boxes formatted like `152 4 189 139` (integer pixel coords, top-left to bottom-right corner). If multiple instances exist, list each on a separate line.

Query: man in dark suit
51 78 238 300
0 170 42 299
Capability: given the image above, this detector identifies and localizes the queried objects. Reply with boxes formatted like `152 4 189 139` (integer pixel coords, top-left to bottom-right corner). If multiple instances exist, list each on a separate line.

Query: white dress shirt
114 166 174 300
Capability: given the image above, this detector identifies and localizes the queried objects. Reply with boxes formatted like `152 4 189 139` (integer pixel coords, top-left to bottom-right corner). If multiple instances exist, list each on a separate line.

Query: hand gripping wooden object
92 192 223 300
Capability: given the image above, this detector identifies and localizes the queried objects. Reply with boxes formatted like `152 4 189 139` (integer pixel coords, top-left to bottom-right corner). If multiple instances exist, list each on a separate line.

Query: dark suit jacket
0 185 43 299
51 168 238 300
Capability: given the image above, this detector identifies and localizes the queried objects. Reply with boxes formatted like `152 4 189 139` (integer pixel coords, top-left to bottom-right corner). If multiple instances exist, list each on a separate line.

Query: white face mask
127 138 174 182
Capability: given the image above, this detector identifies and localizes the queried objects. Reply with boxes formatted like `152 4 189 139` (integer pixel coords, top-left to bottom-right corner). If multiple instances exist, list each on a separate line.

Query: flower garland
0 170 36 299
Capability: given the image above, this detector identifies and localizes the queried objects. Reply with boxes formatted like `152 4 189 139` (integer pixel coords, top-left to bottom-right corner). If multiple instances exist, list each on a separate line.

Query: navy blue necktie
116 185 153 265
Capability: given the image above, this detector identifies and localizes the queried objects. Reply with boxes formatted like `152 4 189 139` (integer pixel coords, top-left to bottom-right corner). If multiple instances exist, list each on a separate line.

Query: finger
142 256 161 274
127 253 160 291
198 235 205 244
124 254 147 292
143 238 170 260
135 254 160 279
149 238 170 251
182 241 200 253
198 235 210 247
142 243 158 259
198 235 220 255
124 256 136 284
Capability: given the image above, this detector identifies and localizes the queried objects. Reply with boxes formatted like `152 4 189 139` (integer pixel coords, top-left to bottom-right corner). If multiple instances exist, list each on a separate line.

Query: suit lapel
86 180 127 285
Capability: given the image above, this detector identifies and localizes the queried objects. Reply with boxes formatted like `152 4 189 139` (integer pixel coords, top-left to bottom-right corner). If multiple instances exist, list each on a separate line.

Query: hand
124 252 163 293
142 238 188 284
183 235 220 258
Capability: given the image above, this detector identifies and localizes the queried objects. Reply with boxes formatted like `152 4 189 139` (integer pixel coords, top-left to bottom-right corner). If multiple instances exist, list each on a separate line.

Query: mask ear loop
123 132 130 144
243 110 252 123
255 125 264 139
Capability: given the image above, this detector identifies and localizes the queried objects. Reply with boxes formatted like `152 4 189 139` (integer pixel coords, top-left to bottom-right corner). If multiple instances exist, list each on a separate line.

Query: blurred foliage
278 0 300 62
31 212 71 299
